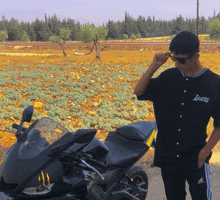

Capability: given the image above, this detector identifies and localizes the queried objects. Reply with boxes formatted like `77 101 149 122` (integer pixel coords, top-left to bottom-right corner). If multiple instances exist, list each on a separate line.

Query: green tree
34 18 43 41
145 16 154 37
39 23 50 41
68 20 81 41
0 31 8 41
137 16 147 38
49 28 71 57
124 11 138 37
20 21 28 33
206 18 220 40
48 14 62 36
106 20 120 39
199 16 208 34
81 24 108 60
22 30 30 42
0 16 7 31
173 15 186 34
7 18 22 41
27 22 36 41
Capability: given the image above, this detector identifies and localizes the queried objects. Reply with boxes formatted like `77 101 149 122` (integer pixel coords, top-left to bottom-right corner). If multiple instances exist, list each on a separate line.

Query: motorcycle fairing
7 131 77 197
22 159 63 188
0 130 75 194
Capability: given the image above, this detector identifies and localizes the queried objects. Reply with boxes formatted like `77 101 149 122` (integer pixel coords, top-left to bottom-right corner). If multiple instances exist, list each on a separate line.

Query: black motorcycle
0 105 157 200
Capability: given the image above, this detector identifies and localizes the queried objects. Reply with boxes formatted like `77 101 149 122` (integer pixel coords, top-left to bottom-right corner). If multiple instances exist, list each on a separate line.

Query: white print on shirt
197 177 205 184
193 94 210 103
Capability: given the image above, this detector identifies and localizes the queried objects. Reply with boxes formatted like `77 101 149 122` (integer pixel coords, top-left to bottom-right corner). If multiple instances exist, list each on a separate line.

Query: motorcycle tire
121 164 148 200
87 165 148 200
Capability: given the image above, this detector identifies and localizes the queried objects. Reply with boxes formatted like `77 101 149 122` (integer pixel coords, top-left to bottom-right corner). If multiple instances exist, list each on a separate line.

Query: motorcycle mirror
16 105 34 139
22 105 33 123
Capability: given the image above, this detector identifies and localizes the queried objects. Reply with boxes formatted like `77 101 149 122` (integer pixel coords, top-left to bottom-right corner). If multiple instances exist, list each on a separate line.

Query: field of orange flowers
0 38 219 164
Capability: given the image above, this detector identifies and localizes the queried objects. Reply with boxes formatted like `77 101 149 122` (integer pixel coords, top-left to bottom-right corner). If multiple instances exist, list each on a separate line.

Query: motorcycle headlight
22 183 54 195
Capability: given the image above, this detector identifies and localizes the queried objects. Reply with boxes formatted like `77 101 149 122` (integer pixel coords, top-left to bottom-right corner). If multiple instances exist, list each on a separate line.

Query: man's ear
196 52 200 58
194 53 200 59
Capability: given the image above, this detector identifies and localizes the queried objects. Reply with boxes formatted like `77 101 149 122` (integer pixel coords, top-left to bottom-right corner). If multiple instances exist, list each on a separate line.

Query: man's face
170 52 198 71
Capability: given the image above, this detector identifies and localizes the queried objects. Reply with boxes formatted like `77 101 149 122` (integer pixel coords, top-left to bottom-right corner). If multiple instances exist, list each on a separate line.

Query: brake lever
2 129 17 133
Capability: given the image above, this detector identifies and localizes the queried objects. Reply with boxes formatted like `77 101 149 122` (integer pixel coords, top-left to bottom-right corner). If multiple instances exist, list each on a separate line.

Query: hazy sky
0 0 219 25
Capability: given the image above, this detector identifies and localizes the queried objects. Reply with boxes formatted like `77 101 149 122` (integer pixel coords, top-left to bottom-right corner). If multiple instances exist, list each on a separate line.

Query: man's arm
198 127 220 168
134 63 159 96
134 52 170 96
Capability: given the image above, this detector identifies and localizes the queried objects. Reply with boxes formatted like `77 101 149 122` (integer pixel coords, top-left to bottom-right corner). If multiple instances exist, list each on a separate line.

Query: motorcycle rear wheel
120 164 148 200
87 165 148 200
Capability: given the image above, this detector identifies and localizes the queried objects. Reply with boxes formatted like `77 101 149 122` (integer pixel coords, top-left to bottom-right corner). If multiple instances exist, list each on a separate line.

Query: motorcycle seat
116 121 156 142
104 141 138 168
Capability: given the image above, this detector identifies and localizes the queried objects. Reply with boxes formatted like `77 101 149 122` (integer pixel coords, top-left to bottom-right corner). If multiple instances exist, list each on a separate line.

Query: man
134 31 220 200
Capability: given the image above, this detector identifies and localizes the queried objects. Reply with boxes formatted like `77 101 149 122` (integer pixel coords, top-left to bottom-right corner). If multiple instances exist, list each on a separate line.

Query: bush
136 33 142 38
130 33 136 40
123 34 129 40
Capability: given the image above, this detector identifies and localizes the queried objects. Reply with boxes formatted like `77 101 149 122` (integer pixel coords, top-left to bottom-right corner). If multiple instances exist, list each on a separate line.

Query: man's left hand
198 148 209 168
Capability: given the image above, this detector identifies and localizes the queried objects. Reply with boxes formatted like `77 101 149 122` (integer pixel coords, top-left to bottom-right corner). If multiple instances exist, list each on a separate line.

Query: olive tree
0 31 8 41
81 24 108 60
206 18 220 40
49 28 71 57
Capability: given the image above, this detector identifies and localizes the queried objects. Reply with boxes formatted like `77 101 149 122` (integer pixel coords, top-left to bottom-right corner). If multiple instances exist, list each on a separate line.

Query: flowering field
0 40 219 164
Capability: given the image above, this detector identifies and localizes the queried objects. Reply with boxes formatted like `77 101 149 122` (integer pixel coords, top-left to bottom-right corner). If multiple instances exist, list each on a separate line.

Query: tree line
0 11 220 42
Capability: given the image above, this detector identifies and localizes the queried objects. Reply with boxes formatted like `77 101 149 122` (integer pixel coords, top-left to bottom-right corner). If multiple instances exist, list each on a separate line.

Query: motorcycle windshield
18 117 69 159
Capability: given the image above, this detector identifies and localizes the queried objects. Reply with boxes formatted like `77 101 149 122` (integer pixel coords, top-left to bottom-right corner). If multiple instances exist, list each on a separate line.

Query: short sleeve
136 78 159 102
136 68 173 102
212 98 220 128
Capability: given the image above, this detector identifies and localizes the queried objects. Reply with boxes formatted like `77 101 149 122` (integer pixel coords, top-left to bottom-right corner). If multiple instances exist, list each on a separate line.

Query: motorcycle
0 105 157 200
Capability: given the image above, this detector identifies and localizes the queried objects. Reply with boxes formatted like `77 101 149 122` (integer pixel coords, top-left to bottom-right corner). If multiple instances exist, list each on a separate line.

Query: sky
0 0 219 25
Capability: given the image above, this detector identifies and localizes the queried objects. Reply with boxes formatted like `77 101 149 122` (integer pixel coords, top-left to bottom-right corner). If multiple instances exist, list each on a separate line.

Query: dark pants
161 163 212 200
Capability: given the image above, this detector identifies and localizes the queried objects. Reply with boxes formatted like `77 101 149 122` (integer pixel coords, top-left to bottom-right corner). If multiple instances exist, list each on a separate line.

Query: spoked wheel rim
120 174 148 200
129 175 147 198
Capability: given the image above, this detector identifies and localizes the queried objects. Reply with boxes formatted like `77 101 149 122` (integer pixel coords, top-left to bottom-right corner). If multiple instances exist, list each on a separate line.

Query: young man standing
134 31 220 200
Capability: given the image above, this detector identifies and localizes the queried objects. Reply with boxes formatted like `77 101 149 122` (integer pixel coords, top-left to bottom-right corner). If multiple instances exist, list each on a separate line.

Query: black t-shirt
137 68 220 168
